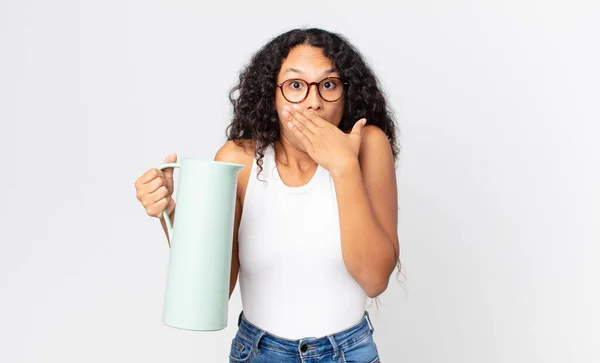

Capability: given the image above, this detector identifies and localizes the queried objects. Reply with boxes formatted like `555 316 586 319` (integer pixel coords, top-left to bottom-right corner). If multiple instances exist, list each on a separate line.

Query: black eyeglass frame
275 77 349 103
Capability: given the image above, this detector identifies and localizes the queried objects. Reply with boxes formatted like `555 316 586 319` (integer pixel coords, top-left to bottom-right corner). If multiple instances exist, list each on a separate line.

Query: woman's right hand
134 153 177 218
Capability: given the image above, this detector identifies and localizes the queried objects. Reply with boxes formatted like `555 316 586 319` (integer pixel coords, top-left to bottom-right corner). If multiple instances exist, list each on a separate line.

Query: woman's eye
290 81 303 90
323 81 336 89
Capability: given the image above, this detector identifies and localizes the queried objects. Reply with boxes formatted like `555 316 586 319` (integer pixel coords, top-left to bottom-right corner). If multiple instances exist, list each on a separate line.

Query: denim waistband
235 310 375 358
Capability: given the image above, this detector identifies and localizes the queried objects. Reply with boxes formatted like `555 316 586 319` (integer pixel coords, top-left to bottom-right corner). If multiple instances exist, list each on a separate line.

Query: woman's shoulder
214 139 256 167
214 139 256 204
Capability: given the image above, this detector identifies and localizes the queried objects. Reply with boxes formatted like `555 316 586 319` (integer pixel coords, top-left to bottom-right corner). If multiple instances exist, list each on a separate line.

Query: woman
135 28 402 363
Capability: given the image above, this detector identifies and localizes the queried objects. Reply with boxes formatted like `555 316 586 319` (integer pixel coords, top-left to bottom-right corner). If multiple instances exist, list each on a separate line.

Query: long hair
227 28 401 170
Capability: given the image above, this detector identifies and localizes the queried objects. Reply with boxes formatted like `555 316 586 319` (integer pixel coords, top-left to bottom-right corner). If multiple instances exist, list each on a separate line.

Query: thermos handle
158 162 180 242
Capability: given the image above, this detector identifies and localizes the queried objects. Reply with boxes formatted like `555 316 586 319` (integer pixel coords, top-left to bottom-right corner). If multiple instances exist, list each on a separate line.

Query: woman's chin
280 130 302 149
290 139 307 152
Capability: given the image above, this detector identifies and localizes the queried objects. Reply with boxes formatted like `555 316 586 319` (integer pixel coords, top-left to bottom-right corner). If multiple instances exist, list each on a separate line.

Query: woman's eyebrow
283 68 338 75
283 67 303 75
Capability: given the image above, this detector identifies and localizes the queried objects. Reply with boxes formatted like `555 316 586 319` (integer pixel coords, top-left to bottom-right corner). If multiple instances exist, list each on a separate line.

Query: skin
138 44 400 299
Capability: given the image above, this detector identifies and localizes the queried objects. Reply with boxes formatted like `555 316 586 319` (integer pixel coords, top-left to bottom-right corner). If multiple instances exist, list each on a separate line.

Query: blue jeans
229 310 381 362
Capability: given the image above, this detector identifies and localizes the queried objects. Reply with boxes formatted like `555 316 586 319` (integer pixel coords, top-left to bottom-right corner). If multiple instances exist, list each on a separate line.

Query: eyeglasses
276 77 347 103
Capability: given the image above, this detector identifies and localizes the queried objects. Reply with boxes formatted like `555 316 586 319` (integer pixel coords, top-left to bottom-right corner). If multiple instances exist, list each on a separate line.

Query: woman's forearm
331 161 397 298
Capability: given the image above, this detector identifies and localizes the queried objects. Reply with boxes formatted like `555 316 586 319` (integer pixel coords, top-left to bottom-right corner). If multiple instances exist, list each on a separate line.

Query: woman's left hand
282 104 367 175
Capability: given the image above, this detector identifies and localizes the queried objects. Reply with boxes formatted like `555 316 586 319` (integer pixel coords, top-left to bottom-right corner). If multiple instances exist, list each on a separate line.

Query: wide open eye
322 80 337 90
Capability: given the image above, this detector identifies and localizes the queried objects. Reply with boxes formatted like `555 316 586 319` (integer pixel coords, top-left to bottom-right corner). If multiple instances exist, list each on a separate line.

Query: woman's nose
302 83 323 110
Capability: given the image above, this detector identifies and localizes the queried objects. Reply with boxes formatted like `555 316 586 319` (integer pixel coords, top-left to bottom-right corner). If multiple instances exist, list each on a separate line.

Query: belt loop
364 310 374 334
326 335 340 360
253 330 266 354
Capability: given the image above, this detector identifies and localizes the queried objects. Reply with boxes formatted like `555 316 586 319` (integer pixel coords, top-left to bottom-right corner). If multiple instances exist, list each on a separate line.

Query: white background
1 0 599 362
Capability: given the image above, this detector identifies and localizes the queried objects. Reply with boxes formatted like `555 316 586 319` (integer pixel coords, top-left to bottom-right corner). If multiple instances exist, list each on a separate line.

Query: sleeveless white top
237 144 367 339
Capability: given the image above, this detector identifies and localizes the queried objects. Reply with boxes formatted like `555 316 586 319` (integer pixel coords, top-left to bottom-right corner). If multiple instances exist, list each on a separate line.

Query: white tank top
237 144 367 339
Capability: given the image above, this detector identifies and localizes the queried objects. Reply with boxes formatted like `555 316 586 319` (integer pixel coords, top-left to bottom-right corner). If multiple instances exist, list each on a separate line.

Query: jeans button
300 344 308 353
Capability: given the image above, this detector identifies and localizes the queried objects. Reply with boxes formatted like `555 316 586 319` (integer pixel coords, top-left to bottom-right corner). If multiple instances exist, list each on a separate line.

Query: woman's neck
274 136 317 172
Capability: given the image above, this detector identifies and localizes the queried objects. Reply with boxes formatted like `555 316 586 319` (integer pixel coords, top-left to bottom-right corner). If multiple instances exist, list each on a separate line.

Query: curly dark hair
226 27 401 177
